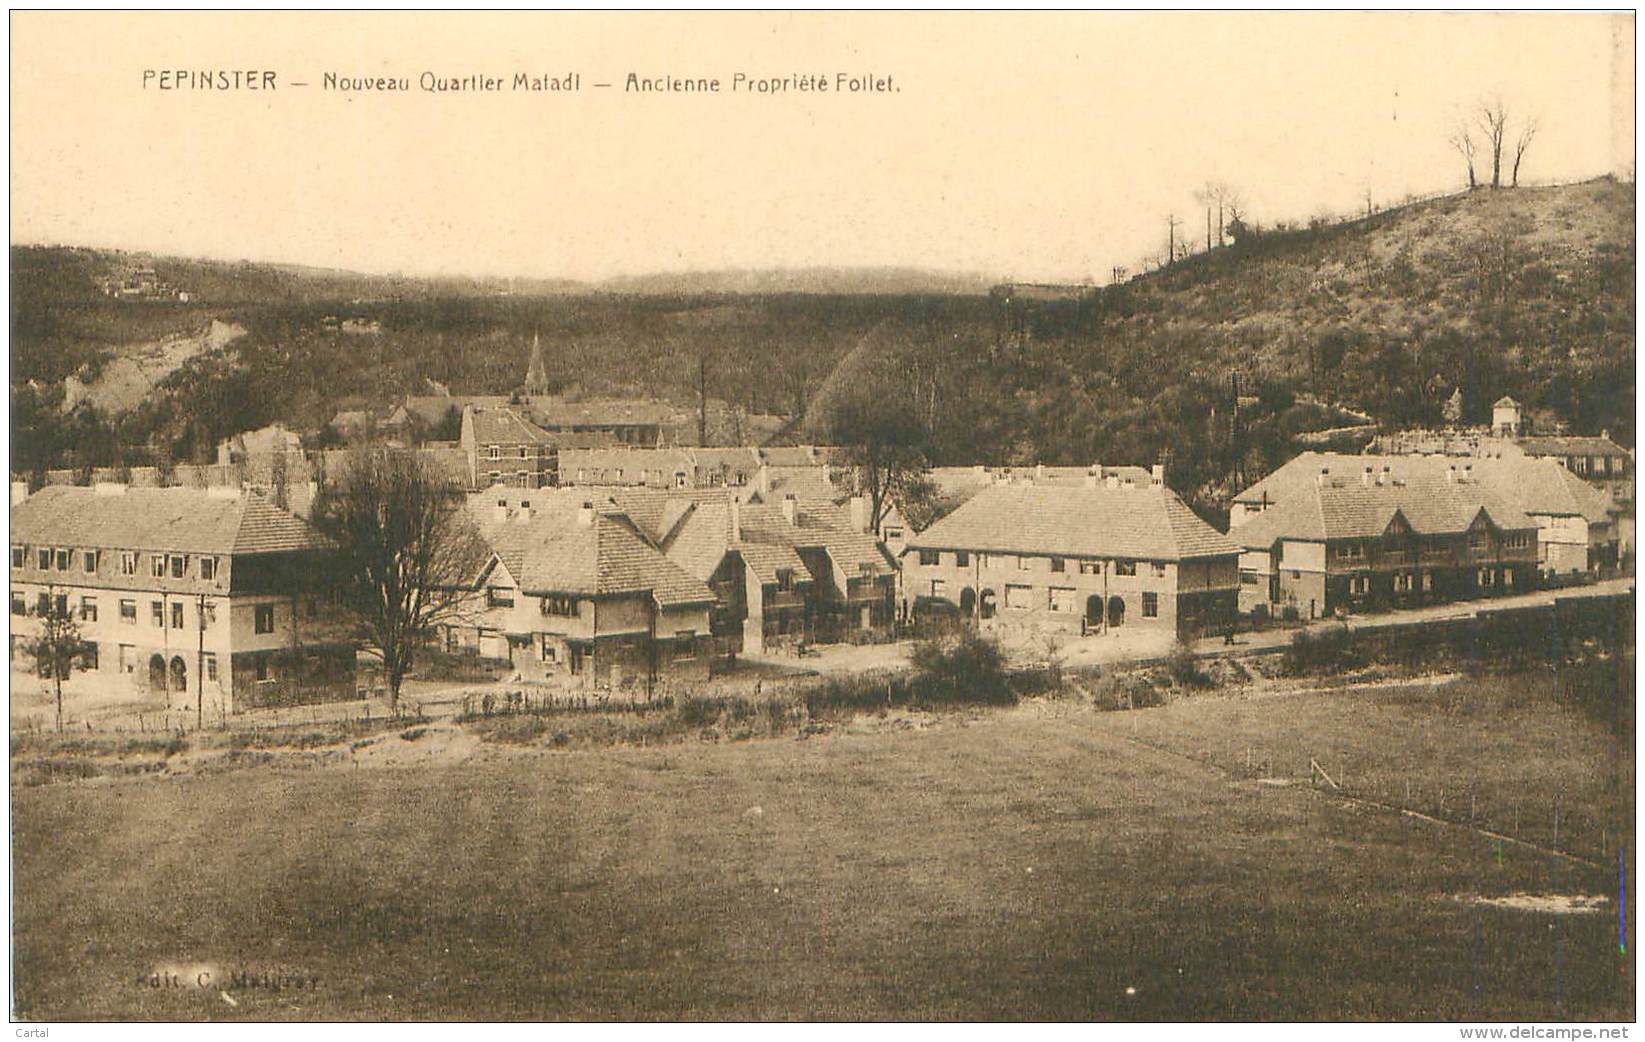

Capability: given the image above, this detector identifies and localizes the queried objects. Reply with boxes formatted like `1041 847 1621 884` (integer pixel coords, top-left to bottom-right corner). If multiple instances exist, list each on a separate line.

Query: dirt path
61 318 245 415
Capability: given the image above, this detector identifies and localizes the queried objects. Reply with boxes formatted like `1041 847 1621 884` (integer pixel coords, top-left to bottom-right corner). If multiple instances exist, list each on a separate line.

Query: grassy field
11 669 1633 1021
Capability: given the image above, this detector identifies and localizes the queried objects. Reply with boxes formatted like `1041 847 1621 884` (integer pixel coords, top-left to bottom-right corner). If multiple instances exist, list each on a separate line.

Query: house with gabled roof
1231 470 1539 619
1231 452 1618 578
901 479 1239 639
446 491 717 689
9 484 353 714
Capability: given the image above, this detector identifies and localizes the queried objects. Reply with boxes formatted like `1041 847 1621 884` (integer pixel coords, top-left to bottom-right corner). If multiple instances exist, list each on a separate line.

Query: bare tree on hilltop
1451 95 1539 190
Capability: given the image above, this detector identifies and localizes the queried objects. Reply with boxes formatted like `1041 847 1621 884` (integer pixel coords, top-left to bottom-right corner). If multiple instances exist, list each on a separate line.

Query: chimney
782 492 798 525
848 494 871 533
1151 462 1165 487
1105 474 1119 489
756 464 772 498
92 482 128 496
1361 466 1373 487
493 498 509 523
577 500 595 527
1034 463 1045 482
515 500 532 523
729 497 742 542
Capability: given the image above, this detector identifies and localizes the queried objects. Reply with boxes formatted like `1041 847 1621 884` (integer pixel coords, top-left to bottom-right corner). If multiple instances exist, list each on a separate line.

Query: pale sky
10 11 1635 283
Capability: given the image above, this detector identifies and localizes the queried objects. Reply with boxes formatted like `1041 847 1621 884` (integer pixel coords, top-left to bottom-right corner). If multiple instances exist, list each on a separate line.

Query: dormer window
200 557 217 581
36 548 50 570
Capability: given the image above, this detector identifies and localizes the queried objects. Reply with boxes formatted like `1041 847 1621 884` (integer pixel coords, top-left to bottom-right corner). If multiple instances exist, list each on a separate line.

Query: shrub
1249 603 1270 627
1284 625 1358 675
1166 641 1213 688
908 633 1015 706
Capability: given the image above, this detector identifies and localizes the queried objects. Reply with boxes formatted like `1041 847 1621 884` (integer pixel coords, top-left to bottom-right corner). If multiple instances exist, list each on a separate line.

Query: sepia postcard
6 9 1638 1030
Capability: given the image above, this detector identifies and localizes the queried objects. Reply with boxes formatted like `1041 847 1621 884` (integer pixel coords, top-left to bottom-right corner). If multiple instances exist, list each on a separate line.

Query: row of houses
9 438 1629 713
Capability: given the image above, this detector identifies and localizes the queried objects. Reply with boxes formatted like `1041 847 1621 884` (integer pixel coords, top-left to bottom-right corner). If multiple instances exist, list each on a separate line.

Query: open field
12 667 1633 1021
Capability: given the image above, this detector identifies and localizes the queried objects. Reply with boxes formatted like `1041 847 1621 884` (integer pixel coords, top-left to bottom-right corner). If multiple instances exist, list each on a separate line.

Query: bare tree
1196 182 1241 247
1511 116 1539 187
29 586 89 732
1449 122 1479 189
311 446 485 711
1479 95 1509 189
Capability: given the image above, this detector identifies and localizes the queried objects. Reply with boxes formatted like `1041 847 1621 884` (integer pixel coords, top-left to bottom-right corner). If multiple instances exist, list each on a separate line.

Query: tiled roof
471 498 713 607
740 500 895 577
1232 475 1536 550
403 395 510 426
1515 435 1631 458
1235 452 1615 522
10 486 327 556
906 484 1236 561
527 398 680 427
469 407 554 446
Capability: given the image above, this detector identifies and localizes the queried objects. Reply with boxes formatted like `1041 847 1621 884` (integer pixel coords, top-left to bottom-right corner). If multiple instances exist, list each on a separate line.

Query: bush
908 633 1015 706
1284 625 1359 675
1166 641 1213 688
1248 604 1270 627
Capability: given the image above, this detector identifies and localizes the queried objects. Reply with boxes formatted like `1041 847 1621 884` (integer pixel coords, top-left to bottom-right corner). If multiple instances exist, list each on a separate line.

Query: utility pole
1167 214 1181 267
696 351 708 447
1206 207 1213 252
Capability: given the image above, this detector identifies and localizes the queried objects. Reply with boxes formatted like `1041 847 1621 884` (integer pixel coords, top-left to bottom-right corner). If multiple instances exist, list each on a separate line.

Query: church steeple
523 331 550 398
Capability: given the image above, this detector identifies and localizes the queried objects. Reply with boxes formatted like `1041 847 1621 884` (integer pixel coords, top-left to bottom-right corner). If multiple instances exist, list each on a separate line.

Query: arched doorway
149 654 168 692
1107 596 1126 628
959 587 976 618
979 588 997 620
169 656 187 693
1086 594 1104 628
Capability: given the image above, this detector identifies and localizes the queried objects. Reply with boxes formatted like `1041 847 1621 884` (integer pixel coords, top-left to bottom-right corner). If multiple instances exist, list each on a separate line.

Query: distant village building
901 478 1239 639
1492 396 1523 436
9 485 354 714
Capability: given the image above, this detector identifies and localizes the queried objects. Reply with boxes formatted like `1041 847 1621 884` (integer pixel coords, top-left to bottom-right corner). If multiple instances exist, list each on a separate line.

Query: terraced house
447 493 717 690
8 485 352 714
1230 470 1539 619
900 480 1240 639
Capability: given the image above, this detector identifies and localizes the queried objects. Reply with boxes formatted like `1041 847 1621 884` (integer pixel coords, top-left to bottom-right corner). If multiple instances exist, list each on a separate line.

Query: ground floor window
1478 568 1495 588
81 642 98 671
1350 576 1370 595
1004 584 1033 610
119 645 135 673
1049 587 1076 613
1141 592 1158 618
674 633 698 662
204 652 218 682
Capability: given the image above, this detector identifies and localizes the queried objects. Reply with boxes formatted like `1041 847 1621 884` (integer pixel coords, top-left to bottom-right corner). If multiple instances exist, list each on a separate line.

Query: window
1151 562 1167 578
10 546 23 568
541 595 577 616
1079 560 1101 575
978 553 993 569
36 549 49 570
10 593 23 616
254 604 275 634
1240 570 1260 586
488 471 500 481
54 548 70 571
119 645 135 673
929 579 947 599
1017 556 1032 571
120 599 137 623
152 555 166 578
918 550 940 567
80 596 97 623
885 527 904 541
199 557 216 581
203 653 218 682
170 602 184 629
1394 573 1413 592
1350 576 1370 595
1050 557 1066 573
1049 587 1076 613
1337 543 1365 561
673 631 698 661
55 594 67 616
200 602 217 629
170 555 187 579
1478 568 1495 588
1004 584 1033 609
1114 561 1137 576
255 656 269 681
540 640 558 664
80 642 98 671
519 446 528 459
488 446 501 460
487 586 515 608
1142 592 1159 618
36 593 50 616
120 551 137 575
955 551 970 568
83 551 99 573
776 569 794 592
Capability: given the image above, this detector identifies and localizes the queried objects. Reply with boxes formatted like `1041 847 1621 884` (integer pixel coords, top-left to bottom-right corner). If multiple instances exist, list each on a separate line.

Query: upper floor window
254 604 275 634
541 595 577 617
120 599 137 623
120 551 138 576
199 557 217 581
36 548 50 570
54 548 70 571
10 593 24 615
488 446 501 460
150 600 164 627
83 550 99 573
1079 560 1102 575
1017 556 1032 571
1114 560 1137 576
954 551 969 568
918 550 940 567
170 555 187 579
487 586 515 608
80 596 98 623
1050 557 1066 573
10 546 23 568
1151 562 1167 578
152 555 166 578
170 602 185 629
519 446 528 459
